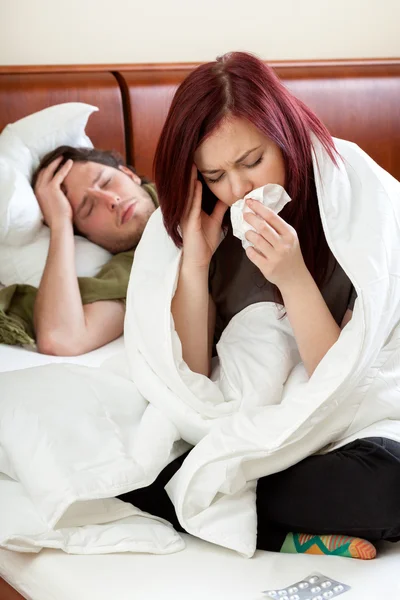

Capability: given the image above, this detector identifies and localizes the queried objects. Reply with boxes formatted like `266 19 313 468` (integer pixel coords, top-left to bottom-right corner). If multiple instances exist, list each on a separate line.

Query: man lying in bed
0 147 157 356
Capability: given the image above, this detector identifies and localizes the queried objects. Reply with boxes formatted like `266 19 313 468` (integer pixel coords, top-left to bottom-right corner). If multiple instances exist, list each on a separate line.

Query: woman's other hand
181 166 228 269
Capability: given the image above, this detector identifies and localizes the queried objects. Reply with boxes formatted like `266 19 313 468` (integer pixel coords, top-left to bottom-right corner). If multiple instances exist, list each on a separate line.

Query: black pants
118 437 400 552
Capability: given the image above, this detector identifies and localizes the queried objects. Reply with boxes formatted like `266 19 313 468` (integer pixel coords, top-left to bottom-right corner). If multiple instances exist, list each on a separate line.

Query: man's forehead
64 161 107 197
72 160 107 178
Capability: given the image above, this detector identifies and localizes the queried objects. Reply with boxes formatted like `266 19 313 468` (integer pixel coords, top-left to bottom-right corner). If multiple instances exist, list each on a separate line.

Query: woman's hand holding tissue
34 156 74 230
181 166 228 269
243 198 345 377
244 198 308 290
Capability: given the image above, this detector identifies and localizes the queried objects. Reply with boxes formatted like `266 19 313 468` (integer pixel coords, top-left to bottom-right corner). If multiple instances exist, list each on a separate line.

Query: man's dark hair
31 145 149 189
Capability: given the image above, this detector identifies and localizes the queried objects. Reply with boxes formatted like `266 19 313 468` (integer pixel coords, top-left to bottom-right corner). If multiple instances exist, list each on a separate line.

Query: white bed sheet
0 536 399 600
0 337 125 373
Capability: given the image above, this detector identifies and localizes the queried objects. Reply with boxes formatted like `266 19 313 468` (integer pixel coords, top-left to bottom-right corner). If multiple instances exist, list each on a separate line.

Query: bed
0 58 399 600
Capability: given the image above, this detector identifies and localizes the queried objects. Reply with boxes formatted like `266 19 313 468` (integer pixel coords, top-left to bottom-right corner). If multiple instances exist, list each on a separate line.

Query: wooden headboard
0 57 399 600
116 60 400 181
1 59 400 182
0 71 127 158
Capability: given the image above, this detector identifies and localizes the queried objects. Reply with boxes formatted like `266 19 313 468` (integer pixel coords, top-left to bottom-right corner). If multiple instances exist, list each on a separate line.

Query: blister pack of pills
262 572 351 600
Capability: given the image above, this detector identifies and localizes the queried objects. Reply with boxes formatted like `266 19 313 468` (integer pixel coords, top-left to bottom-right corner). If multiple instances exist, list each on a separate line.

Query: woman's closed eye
246 154 264 170
206 173 224 184
206 154 264 184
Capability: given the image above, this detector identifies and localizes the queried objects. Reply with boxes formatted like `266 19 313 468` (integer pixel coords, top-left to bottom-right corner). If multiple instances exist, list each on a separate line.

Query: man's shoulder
103 249 135 269
142 182 159 208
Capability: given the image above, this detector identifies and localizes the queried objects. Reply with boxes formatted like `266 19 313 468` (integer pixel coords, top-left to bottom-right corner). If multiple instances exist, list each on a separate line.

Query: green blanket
0 183 158 348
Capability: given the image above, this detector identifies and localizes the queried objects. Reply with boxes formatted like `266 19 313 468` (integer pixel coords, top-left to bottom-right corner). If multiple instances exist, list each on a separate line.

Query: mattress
0 340 399 599
0 337 125 373
0 537 399 600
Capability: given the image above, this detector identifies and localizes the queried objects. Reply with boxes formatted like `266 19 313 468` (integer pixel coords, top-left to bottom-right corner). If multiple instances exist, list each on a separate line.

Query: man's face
62 161 156 253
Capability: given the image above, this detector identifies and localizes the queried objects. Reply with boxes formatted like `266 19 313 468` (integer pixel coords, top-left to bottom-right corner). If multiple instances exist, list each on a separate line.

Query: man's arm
34 219 124 355
33 157 124 356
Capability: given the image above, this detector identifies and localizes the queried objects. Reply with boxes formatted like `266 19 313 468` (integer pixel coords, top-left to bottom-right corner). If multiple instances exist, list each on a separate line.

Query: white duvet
1 138 400 558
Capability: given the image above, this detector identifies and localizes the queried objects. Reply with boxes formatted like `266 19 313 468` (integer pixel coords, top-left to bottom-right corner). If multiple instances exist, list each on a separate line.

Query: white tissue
230 184 291 249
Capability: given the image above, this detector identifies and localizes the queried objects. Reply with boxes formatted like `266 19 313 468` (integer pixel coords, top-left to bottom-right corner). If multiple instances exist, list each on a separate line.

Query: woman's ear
118 165 141 185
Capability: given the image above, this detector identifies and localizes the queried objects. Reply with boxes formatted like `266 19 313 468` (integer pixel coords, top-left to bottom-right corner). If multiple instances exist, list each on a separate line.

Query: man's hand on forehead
34 156 74 229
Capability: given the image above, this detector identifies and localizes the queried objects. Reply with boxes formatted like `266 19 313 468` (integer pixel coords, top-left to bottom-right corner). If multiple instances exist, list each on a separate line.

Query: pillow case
0 229 111 288
0 161 41 246
0 102 97 180
0 103 112 285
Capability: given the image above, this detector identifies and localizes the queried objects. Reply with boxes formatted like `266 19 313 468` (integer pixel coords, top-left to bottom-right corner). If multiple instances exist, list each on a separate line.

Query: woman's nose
230 175 253 201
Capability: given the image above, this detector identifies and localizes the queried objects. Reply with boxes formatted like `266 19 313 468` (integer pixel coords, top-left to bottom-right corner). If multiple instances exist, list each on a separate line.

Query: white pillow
0 161 42 246
0 102 97 246
0 102 97 180
0 229 111 288
0 103 112 285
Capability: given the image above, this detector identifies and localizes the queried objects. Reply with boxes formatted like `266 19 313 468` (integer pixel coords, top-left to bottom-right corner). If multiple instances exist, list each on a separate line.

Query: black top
209 223 357 344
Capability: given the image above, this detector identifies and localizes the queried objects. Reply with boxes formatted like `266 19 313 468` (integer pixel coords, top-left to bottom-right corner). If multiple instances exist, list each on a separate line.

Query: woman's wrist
181 255 211 275
277 266 314 302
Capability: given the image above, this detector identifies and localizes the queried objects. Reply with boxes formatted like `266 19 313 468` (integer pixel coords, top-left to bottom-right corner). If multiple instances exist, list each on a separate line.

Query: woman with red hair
155 52 352 380
124 52 400 561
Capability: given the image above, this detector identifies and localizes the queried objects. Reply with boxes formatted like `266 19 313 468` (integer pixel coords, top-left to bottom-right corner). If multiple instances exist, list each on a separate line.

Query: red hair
154 51 338 292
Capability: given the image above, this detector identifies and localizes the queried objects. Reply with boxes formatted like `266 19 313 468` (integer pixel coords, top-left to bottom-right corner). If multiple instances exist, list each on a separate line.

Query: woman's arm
279 271 343 376
171 167 227 376
281 278 354 376
244 199 353 377
172 264 215 376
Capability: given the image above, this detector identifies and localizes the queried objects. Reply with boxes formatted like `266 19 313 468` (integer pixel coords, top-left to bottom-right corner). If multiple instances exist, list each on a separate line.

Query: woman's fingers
245 229 273 257
245 244 266 270
246 199 290 237
211 199 228 227
244 211 280 247
189 164 197 198
189 179 203 221
183 165 201 222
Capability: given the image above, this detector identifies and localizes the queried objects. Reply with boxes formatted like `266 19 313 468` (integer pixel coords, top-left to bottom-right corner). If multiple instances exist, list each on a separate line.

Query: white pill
333 585 344 593
278 591 288 596
311 587 321 593
290 596 300 600
309 577 319 584
267 593 277 598
312 596 323 600
299 582 309 589
322 582 332 588
288 589 298 594
323 592 334 599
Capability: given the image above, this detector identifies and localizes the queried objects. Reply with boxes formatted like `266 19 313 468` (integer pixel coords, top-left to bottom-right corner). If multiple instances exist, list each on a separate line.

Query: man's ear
118 165 141 185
